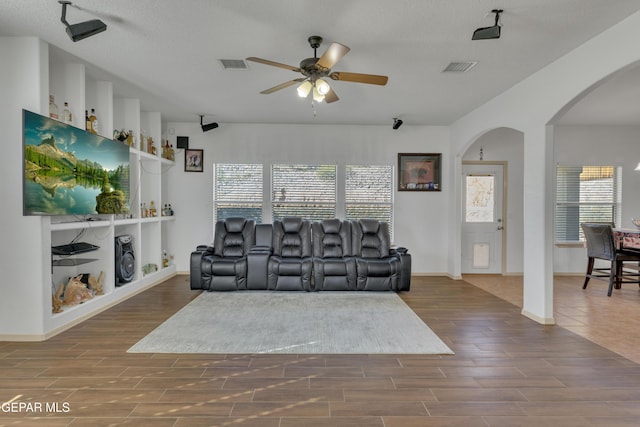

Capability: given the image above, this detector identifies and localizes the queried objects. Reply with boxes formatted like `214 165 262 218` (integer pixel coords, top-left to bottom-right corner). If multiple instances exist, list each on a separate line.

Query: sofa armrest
391 248 411 291
196 244 214 253
247 246 272 290
249 245 272 254
190 249 206 290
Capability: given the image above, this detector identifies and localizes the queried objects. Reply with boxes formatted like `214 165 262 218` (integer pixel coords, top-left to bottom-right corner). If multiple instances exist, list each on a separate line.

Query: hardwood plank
0 274 637 425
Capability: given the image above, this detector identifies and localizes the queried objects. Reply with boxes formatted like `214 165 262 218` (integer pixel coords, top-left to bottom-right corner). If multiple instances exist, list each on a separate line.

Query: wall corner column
521 125 555 324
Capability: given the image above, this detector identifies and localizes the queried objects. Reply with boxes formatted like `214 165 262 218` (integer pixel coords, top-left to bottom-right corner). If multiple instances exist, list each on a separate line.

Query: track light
393 118 403 130
472 9 503 40
200 115 219 132
59 1 107 42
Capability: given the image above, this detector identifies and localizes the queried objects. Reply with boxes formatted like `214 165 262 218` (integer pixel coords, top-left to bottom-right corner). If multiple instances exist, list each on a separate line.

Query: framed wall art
184 149 203 172
398 153 442 191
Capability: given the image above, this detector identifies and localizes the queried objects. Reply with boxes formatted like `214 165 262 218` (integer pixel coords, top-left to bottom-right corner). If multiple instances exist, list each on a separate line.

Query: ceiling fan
246 35 388 104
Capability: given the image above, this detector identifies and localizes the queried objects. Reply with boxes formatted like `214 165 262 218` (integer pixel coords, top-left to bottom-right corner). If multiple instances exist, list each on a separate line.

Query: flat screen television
22 109 130 216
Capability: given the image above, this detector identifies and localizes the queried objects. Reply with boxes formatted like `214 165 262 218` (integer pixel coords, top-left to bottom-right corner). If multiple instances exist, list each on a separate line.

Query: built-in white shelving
43 47 177 336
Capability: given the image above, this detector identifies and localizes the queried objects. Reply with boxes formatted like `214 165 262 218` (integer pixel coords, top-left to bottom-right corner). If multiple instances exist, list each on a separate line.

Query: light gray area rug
128 292 453 354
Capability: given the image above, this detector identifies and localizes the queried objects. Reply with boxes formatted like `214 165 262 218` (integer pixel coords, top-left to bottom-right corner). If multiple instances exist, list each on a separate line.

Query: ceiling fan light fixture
316 78 330 95
312 86 325 102
297 80 312 98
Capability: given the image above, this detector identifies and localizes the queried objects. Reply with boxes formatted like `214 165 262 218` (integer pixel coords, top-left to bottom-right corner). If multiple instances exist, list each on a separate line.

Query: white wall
0 37 49 337
164 122 451 275
553 125 640 273
460 125 640 275
448 10 640 324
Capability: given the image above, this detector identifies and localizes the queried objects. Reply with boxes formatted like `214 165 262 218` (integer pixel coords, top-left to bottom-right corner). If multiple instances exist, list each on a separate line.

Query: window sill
555 242 585 248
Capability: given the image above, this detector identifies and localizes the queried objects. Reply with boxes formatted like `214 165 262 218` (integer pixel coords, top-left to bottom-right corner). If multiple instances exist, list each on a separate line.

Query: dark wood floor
1 275 640 426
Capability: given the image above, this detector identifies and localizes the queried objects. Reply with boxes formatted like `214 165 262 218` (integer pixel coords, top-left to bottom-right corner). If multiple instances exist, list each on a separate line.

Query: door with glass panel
462 163 504 274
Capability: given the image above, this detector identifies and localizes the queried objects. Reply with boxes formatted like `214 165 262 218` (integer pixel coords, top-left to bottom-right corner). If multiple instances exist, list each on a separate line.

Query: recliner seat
351 219 400 291
312 219 356 290
267 217 313 291
190 217 255 291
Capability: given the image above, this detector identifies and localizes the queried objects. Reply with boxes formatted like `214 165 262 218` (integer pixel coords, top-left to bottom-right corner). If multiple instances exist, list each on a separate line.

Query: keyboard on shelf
51 241 100 256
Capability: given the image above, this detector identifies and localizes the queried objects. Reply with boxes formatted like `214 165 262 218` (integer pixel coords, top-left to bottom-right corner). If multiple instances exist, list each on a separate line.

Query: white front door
462 163 504 274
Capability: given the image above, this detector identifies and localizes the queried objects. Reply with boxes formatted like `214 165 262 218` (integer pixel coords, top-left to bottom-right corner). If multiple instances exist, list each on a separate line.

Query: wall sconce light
59 1 107 42
393 118 403 130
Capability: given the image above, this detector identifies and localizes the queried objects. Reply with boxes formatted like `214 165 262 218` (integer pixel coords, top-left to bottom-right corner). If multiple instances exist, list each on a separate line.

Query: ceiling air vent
219 59 249 70
442 61 478 73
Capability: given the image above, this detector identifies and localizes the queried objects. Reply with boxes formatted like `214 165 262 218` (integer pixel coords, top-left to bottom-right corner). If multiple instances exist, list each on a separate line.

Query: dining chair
581 223 640 296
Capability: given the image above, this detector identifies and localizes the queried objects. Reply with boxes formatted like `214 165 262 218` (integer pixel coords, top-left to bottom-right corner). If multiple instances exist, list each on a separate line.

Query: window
271 164 336 220
214 164 263 222
345 165 394 232
555 165 621 243
465 175 495 223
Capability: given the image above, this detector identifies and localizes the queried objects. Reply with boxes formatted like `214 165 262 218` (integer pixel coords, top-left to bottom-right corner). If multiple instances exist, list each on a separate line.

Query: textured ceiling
2 0 640 126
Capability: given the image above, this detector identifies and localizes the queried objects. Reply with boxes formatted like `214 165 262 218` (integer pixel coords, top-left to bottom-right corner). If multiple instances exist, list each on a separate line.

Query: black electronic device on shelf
51 241 100 256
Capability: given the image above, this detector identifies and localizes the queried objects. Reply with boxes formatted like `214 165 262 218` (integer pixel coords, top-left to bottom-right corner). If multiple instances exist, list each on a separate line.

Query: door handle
497 226 503 231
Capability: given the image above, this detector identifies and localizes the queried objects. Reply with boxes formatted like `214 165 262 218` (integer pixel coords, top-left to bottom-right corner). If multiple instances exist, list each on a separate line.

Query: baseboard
411 272 461 279
0 333 48 341
521 309 555 325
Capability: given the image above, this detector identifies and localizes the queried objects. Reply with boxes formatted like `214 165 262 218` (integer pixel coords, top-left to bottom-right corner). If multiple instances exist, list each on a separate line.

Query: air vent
442 61 478 73
219 59 249 70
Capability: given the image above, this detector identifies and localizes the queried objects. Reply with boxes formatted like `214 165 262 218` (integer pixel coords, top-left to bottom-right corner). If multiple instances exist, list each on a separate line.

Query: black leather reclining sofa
190 217 411 292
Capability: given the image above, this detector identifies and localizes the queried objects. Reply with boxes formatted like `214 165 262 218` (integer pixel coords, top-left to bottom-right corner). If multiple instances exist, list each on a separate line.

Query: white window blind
271 164 336 220
214 164 263 222
555 165 620 242
345 165 394 233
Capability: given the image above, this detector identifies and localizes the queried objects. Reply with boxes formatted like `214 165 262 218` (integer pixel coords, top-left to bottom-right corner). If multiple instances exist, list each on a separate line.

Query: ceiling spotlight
200 115 219 132
472 9 503 40
393 118 403 130
59 1 107 42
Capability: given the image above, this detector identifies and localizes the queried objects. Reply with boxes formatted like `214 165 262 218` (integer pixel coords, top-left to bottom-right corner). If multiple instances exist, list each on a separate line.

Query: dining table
613 228 640 252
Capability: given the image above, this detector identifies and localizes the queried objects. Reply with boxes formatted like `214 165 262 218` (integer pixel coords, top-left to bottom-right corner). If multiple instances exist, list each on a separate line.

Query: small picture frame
398 153 442 191
184 149 203 172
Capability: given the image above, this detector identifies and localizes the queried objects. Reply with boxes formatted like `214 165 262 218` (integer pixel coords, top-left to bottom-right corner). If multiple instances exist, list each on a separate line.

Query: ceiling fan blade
259 78 306 94
330 71 388 86
246 57 300 72
316 42 350 70
324 86 339 103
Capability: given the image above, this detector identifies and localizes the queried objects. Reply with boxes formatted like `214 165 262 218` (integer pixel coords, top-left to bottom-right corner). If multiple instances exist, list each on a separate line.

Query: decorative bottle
49 95 59 120
89 108 98 134
62 102 72 125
